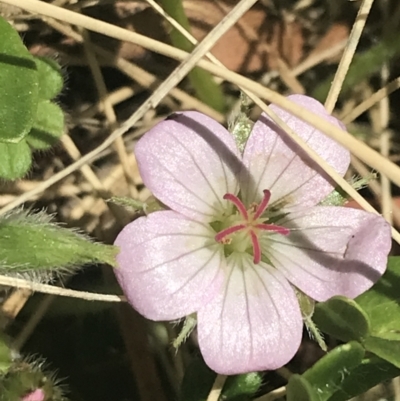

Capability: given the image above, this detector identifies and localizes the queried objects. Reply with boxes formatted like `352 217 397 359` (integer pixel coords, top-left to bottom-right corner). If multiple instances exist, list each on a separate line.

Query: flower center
215 189 289 264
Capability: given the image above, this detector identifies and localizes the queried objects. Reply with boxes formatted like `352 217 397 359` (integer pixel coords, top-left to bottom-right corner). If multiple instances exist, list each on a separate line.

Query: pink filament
223 193 248 219
253 190 271 219
215 224 247 242
250 230 261 264
255 223 290 236
215 191 289 264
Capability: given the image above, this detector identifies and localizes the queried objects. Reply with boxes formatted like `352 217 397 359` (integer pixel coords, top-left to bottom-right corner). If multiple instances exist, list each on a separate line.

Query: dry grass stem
206 374 228 401
350 156 400 226
1 288 32 320
80 28 139 199
147 0 259 107
44 16 224 122
341 77 400 124
324 0 375 112
292 40 347 77
12 294 56 350
0 275 125 302
378 65 393 224
255 386 286 401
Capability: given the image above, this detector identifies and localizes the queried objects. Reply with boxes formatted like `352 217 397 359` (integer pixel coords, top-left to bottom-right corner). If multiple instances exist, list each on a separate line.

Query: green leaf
26 100 64 149
328 356 400 401
302 342 364 401
34 56 63 100
179 358 216 401
286 374 319 401
353 257 400 367
0 16 38 143
222 372 263 401
313 296 370 342
314 258 400 369
363 334 400 368
356 256 400 333
0 336 12 373
0 140 31 180
0 209 118 278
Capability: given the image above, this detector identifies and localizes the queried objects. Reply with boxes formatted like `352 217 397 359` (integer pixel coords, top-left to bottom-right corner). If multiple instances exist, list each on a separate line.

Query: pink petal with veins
264 206 391 301
115 211 224 320
135 111 241 220
197 254 302 374
22 389 45 401
241 95 350 209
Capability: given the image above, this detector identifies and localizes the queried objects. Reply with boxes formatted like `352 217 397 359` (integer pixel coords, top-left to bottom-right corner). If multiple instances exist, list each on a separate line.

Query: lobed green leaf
222 372 263 401
313 296 370 342
302 342 364 401
26 100 64 150
0 140 31 180
328 355 400 401
0 16 38 143
35 56 63 101
286 374 319 401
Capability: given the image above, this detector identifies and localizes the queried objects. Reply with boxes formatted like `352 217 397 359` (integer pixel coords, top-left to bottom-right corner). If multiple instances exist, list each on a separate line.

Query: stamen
250 230 261 264
215 224 246 243
255 223 290 236
253 189 271 220
223 193 248 219
216 190 289 264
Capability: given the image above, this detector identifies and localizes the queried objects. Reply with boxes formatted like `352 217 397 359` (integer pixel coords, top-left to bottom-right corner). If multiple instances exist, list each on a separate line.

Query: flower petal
22 390 45 401
197 254 302 374
241 95 350 209
264 206 391 301
114 210 224 321
136 111 242 220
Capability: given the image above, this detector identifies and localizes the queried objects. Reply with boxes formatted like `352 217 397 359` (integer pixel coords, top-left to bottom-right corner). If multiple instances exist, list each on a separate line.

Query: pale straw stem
254 386 286 401
206 374 228 401
0 275 125 302
324 0 375 113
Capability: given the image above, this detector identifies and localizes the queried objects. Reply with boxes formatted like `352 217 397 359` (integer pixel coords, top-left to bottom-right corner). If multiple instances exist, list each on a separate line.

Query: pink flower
22 389 45 401
115 95 391 374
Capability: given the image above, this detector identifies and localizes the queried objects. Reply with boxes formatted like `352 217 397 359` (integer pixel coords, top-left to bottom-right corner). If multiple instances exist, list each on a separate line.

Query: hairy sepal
0 209 118 282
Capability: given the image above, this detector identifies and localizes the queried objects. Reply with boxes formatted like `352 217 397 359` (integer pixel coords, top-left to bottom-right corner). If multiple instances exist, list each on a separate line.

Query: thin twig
44 16 225 123
147 0 259 107
292 40 347 77
206 374 227 401
1 288 32 319
254 386 286 401
0 276 125 302
12 294 56 350
324 0 375 112
81 28 139 198
350 156 400 226
341 76 400 124
378 64 392 224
